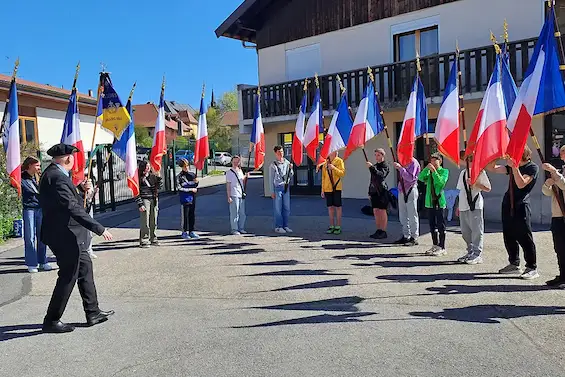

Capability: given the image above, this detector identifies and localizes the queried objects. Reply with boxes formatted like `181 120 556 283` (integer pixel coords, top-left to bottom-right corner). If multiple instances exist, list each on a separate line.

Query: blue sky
1 0 257 108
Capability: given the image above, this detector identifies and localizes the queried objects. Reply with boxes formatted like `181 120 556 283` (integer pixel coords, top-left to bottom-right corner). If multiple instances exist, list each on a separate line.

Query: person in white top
226 155 249 235
456 151 491 265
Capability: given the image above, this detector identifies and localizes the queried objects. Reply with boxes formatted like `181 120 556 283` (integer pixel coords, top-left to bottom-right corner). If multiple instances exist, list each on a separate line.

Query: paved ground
1 176 565 377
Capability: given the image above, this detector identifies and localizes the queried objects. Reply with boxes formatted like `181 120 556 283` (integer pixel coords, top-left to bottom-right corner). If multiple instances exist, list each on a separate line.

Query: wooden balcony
240 37 538 121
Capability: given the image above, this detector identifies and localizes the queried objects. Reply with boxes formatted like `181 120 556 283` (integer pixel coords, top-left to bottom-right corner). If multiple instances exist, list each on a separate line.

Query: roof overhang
215 0 273 42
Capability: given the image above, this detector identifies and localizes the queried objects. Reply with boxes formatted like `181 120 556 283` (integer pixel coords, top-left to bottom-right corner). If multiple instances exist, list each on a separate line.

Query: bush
0 142 40 242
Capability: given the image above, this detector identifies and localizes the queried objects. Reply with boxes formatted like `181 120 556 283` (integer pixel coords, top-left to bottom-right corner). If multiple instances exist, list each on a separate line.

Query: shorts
325 190 342 207
370 193 389 210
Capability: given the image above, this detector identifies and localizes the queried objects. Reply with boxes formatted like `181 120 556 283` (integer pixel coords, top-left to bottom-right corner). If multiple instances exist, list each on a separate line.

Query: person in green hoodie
418 153 449 256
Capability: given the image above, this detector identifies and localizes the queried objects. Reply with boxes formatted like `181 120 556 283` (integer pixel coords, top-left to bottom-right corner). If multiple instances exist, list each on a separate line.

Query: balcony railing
241 37 538 120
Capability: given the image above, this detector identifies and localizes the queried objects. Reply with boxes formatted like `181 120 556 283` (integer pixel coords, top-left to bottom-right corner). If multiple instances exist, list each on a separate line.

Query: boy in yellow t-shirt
320 151 346 234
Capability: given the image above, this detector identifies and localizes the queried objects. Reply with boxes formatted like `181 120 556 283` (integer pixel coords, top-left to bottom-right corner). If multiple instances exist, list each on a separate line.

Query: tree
134 126 153 148
204 107 232 152
219 90 238 114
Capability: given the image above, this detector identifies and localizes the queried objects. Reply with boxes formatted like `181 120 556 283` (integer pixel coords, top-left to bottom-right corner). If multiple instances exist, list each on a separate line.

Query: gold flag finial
315 73 319 88
548 0 554 8
71 61 80 90
367 66 375 83
303 79 308 92
416 51 422 72
256 86 261 98
12 58 20 80
456 39 460 55
161 75 166 90
503 19 509 43
336 74 345 94
128 82 137 102
490 30 502 55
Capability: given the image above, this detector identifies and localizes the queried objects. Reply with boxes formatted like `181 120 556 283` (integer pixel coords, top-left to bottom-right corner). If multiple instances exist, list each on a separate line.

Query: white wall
258 0 545 86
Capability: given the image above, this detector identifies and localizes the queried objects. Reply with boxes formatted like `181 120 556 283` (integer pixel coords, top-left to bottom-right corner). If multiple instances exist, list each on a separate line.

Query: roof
132 103 190 131
221 110 239 127
215 0 276 42
164 100 198 124
0 73 96 105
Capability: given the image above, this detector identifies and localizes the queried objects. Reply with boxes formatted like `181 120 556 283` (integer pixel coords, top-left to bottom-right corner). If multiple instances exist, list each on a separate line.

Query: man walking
40 143 114 333
269 145 294 234
393 156 421 246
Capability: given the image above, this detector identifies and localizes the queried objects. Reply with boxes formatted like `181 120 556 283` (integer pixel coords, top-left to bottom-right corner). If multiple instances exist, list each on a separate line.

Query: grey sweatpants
140 198 159 245
398 187 419 240
460 209 484 255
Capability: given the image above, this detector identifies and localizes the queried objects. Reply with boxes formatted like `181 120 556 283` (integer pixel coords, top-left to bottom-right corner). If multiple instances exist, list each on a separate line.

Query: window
552 0 565 33
394 26 439 62
18 117 38 145
545 111 565 167
285 44 321 81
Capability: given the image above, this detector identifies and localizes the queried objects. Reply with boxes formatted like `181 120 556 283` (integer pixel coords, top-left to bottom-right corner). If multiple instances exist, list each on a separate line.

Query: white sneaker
232 231 241 235
28 267 39 273
498 264 522 274
40 263 56 271
521 268 540 280
239 230 248 234
275 228 287 234
425 246 439 255
283 227 293 233
88 251 98 259
457 252 472 263
466 254 484 265
431 248 447 257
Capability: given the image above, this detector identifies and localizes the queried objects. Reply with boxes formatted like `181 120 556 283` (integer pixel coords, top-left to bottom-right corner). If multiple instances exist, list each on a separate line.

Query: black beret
46 143 79 157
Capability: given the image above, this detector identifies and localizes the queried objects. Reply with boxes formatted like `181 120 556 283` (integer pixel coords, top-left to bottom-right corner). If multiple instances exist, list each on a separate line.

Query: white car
213 152 232 166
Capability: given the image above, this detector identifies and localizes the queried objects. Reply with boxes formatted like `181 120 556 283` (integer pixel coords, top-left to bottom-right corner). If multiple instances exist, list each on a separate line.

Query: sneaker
189 232 200 240
556 282 565 289
425 246 439 255
151 240 161 246
284 227 293 233
88 251 98 259
498 264 522 274
181 232 190 240
326 226 335 234
275 227 287 234
140 243 151 248
457 252 472 263
376 231 387 239
40 263 56 271
394 236 410 245
520 268 540 280
232 231 241 235
27 266 39 273
546 276 564 286
332 227 342 235
431 248 447 256
239 230 248 234
369 231 380 239
404 238 418 246
465 254 483 265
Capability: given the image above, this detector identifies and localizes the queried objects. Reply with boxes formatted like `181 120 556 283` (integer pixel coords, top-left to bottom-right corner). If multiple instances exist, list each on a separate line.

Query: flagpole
196 82 205 178
84 71 104 207
0 58 20 137
244 87 260 193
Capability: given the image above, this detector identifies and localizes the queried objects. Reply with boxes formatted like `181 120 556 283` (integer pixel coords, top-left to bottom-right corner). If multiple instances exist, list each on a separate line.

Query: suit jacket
39 163 105 251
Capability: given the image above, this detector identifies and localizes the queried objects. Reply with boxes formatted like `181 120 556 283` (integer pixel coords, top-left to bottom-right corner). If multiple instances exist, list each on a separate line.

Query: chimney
88 89 93 97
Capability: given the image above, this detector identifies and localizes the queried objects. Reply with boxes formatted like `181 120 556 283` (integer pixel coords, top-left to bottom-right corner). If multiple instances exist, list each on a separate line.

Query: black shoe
375 231 388 239
404 237 419 246
394 236 410 244
369 231 380 239
546 276 564 286
42 320 75 333
86 309 115 327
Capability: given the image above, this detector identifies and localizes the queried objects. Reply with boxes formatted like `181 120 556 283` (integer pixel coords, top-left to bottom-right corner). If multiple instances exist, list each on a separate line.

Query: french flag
150 85 167 172
194 95 209 171
2 79 21 195
501 44 518 120
344 81 383 159
250 92 265 170
397 76 428 166
292 93 307 166
435 60 460 165
303 88 322 162
506 7 565 166
318 93 354 164
61 89 85 185
465 54 508 184
113 99 140 197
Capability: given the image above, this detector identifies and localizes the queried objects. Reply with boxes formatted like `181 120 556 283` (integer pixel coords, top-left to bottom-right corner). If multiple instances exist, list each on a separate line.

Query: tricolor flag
149 84 167 172
194 95 209 171
465 54 508 184
250 92 265 170
61 89 85 185
500 45 518 120
292 93 307 165
318 93 354 164
397 76 428 166
97 73 131 139
113 99 140 197
2 79 21 195
506 7 565 166
303 88 322 162
434 60 460 165
344 81 383 159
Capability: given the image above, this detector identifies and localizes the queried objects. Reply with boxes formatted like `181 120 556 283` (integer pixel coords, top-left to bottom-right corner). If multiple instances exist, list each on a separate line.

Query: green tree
219 89 238 114
204 107 232 152
134 125 153 148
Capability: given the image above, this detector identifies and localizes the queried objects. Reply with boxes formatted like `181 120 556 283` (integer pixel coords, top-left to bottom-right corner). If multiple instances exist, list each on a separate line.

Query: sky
1 0 257 108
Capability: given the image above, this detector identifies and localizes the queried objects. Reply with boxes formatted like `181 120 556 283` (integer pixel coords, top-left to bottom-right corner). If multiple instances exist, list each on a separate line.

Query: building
164 100 198 137
0 74 113 157
133 102 196 144
216 0 564 224
222 110 251 157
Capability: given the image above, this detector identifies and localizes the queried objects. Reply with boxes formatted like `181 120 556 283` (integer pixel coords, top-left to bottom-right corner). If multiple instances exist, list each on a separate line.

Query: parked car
136 147 150 161
175 150 194 164
213 152 232 166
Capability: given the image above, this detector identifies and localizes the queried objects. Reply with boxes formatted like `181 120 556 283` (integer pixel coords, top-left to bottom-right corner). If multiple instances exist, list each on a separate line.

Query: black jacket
369 162 389 195
21 171 40 209
39 164 105 251
136 173 162 207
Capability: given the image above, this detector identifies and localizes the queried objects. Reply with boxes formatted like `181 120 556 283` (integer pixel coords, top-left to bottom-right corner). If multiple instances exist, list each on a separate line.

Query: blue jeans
273 188 290 228
229 196 247 232
23 208 47 267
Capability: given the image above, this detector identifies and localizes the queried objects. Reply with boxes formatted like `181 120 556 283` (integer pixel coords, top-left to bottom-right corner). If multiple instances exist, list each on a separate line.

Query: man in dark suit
40 143 114 333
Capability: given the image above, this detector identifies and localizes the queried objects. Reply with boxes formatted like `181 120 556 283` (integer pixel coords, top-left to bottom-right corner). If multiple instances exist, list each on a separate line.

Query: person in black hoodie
366 148 390 239
21 156 54 273
177 158 200 239
136 160 163 247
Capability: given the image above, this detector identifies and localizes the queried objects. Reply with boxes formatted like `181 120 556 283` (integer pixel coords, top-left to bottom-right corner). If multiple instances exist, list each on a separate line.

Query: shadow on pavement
333 252 418 261
409 304 565 324
267 278 349 292
0 323 43 342
360 260 459 268
207 248 265 256
232 312 376 328
426 284 552 295
240 269 348 277
0 268 29 275
237 259 304 266
376 272 511 283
